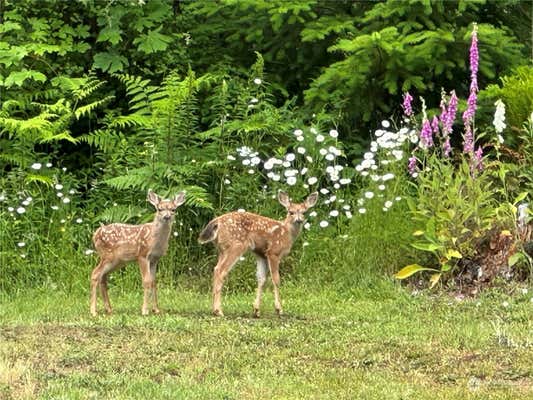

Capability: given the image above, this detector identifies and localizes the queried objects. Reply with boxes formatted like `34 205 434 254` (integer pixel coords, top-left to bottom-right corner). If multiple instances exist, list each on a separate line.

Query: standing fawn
90 190 185 316
199 191 318 317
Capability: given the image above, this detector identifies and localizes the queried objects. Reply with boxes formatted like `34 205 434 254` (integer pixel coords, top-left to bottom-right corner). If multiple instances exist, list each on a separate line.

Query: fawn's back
217 211 291 255
93 222 162 262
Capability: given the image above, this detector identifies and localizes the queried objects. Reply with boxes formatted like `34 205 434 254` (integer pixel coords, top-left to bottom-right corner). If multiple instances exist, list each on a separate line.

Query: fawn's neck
150 219 173 244
283 217 303 242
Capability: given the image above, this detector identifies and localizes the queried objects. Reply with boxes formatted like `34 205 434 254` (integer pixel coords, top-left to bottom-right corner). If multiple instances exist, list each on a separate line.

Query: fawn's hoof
152 308 161 315
276 308 283 317
213 309 224 317
253 308 260 318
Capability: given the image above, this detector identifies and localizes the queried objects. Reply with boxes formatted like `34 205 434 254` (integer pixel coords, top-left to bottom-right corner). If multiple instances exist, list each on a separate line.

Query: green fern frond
39 130 78 144
108 114 152 129
104 167 154 190
80 129 123 152
25 174 54 186
0 152 32 167
74 95 114 120
179 185 213 209
96 205 146 224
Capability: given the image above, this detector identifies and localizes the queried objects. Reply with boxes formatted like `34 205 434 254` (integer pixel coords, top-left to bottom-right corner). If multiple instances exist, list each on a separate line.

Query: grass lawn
1 282 532 399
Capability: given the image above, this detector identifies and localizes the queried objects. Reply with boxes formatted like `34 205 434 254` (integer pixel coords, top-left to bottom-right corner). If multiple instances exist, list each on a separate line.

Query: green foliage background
0 0 532 293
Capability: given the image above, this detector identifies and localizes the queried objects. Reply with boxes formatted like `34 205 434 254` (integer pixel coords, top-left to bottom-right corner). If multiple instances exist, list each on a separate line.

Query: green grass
1 281 532 399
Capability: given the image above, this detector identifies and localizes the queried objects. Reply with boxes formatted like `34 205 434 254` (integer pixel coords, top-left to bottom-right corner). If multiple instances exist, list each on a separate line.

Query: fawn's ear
173 191 186 207
278 191 291 209
305 192 318 209
147 189 161 207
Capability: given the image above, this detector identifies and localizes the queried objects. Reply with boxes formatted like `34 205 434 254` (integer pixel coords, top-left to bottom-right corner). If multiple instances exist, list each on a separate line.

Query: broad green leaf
513 192 528 205
508 252 524 267
93 52 129 73
97 26 123 45
441 263 452 272
3 70 46 87
394 264 439 280
134 27 172 54
411 242 443 252
445 249 462 259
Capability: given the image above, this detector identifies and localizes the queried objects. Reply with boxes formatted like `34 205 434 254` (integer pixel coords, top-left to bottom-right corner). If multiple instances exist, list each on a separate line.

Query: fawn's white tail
199 191 318 317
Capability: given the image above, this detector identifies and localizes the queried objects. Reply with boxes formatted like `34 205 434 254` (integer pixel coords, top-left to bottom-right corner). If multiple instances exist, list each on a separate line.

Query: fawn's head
278 191 318 225
147 190 186 223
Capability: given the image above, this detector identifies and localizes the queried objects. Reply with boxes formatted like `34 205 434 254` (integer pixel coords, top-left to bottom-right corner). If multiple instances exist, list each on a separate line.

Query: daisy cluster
1 162 83 258
353 120 416 213
228 127 354 228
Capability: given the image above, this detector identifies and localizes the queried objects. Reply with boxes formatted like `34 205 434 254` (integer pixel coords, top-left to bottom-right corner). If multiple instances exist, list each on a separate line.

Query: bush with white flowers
227 126 355 229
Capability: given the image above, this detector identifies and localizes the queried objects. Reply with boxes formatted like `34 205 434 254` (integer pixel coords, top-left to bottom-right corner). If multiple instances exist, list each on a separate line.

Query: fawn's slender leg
149 257 160 314
138 256 153 316
212 245 246 316
253 256 268 317
268 256 283 316
100 272 112 314
90 259 117 316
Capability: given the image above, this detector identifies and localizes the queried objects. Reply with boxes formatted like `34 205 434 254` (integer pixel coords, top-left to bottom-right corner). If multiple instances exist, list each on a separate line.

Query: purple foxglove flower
474 146 483 171
469 25 479 93
408 156 418 176
462 91 477 124
444 91 458 134
463 125 474 154
431 116 440 135
463 25 479 149
420 119 433 148
402 92 413 117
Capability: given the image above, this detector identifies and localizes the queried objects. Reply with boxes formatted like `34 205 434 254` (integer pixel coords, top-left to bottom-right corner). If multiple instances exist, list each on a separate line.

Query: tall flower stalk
462 23 479 155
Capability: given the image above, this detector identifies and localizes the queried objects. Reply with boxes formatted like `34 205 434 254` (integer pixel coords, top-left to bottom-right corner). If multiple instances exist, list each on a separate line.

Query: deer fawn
90 190 185 316
199 191 318 317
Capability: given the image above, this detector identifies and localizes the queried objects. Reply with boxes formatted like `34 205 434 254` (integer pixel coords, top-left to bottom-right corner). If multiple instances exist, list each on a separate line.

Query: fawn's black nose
163 214 171 221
